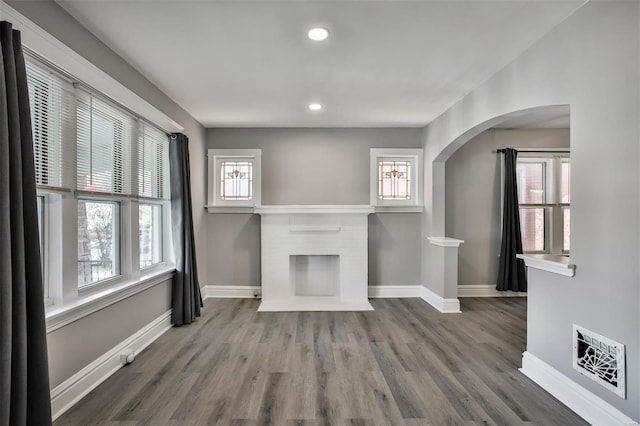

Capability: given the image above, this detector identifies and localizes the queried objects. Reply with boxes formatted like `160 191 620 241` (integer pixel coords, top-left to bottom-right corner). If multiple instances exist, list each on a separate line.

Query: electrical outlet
120 348 135 365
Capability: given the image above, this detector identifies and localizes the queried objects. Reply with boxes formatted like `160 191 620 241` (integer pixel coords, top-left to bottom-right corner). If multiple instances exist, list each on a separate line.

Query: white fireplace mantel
254 205 375 215
257 205 374 312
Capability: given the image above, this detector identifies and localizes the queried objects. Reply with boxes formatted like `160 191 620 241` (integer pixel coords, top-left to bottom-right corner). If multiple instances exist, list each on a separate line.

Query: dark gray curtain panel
496 148 527 292
169 133 203 326
0 21 53 426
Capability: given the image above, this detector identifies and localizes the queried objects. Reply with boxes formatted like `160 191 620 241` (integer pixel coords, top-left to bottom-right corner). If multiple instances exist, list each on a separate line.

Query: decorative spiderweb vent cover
573 325 626 398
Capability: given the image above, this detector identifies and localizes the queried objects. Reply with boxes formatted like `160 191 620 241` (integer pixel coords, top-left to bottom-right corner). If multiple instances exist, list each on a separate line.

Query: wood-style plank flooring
56 297 586 425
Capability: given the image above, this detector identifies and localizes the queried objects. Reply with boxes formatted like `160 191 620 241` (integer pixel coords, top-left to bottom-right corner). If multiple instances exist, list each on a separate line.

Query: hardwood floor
55 297 586 425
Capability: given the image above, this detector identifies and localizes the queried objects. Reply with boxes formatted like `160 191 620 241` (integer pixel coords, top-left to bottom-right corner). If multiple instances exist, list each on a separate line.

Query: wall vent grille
573 325 626 398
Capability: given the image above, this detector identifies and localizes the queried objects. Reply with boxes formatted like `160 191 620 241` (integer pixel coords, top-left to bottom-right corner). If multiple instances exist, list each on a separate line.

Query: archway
425 105 570 304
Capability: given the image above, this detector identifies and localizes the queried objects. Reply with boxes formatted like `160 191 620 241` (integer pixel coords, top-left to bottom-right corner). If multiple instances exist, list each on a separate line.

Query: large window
516 155 570 254
26 55 172 306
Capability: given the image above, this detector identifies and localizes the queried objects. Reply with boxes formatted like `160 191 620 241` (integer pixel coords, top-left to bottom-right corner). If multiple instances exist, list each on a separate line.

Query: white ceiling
55 0 584 128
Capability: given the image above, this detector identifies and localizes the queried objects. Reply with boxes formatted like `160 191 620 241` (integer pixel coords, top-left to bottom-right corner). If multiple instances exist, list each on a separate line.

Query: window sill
45 267 175 333
516 254 576 277
205 205 256 214
428 237 465 248
373 205 423 213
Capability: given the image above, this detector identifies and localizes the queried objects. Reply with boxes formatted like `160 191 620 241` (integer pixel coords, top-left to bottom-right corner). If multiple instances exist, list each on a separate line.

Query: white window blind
138 123 170 199
25 58 74 189
76 90 136 195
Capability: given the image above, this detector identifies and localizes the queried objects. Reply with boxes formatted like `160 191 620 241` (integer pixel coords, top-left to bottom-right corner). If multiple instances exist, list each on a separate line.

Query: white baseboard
50 310 173 421
458 284 527 297
201 284 462 314
202 285 261 299
369 285 460 313
520 351 638 426
420 286 461 313
368 285 421 298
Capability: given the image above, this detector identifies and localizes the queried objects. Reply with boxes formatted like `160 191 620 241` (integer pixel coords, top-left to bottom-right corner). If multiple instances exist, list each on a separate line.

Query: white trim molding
520 351 638 426
420 286 461 313
203 284 464 314
368 285 422 298
517 253 576 277
458 284 527 297
428 237 464 247
202 285 262 299
50 310 173 421
254 205 374 215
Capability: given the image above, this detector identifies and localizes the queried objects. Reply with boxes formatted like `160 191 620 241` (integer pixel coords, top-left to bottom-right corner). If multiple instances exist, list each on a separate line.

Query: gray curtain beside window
169 133 203 325
0 21 53 425
497 148 527 292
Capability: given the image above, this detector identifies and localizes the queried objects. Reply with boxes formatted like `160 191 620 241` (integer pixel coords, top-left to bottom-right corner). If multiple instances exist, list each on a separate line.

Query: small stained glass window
220 161 253 201
378 160 411 200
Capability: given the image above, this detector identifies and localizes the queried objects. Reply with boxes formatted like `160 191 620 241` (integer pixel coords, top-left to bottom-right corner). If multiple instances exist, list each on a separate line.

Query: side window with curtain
516 155 570 255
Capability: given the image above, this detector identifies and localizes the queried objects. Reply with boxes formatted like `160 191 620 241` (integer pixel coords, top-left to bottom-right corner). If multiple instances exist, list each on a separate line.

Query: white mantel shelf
254 205 374 215
517 254 576 277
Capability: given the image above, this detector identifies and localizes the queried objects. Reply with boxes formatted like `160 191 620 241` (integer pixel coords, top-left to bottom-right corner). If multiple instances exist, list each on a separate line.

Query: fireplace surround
255 205 374 311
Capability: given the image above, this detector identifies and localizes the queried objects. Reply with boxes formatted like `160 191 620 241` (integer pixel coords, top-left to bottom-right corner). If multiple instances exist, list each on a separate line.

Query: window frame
207 149 262 213
370 148 423 212
77 197 124 291
515 153 570 255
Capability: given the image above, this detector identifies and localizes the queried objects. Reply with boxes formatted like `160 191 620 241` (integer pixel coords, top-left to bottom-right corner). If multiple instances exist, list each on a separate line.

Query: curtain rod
496 149 570 154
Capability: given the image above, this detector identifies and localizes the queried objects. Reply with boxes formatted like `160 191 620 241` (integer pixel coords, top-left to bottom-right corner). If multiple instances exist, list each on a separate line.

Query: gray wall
6 0 207 388
47 281 171 388
445 128 569 286
422 1 638 419
206 128 423 287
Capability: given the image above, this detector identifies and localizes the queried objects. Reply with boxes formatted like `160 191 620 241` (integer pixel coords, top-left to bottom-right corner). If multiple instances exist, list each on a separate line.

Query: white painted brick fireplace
255 205 374 311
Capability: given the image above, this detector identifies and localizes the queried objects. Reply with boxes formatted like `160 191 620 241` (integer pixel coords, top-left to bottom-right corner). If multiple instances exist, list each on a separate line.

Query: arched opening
431 104 570 301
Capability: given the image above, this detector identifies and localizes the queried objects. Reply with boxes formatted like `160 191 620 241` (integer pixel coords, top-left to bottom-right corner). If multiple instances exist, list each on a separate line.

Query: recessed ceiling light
308 103 323 111
307 27 329 41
